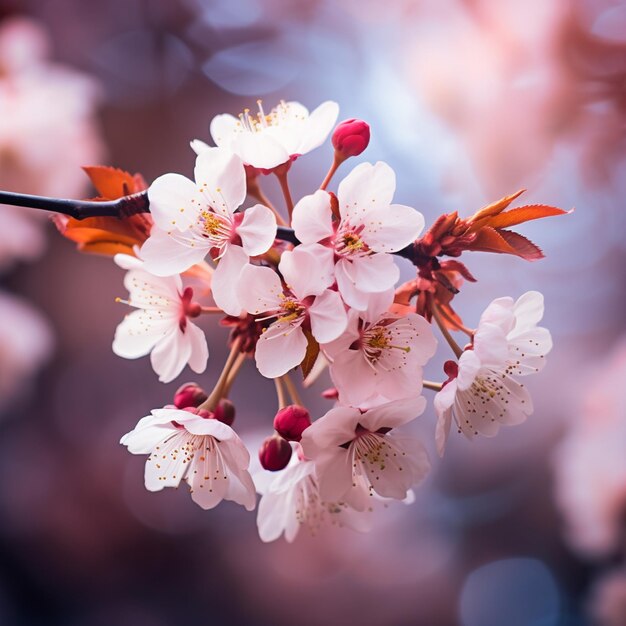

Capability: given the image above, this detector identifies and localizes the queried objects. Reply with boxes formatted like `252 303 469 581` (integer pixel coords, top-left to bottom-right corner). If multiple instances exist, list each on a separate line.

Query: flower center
278 295 305 323
334 221 370 258
360 323 411 365
237 99 297 134
197 209 232 247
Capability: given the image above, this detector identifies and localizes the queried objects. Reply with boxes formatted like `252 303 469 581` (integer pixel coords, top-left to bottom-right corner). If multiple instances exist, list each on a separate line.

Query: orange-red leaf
498 229 544 261
465 226 520 256
82 165 147 200
483 205 569 230
469 189 526 225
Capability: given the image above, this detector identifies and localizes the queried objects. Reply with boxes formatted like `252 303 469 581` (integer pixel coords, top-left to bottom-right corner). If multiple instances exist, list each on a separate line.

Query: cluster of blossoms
48 99 565 542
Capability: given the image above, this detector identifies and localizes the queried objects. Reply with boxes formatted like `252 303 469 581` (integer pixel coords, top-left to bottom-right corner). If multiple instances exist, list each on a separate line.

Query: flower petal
212 245 248 316
237 203 277 256
254 322 308 378
309 289 347 344
296 100 339 154
237 263 283 314
148 173 203 232
150 326 193 383
291 190 334 245
337 161 396 220
279 243 335 298
364 203 425 253
140 227 209 276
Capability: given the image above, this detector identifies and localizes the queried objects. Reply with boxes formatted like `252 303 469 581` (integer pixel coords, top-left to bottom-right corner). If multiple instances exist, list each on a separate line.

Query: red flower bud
332 119 370 160
273 405 311 442
259 435 292 471
213 398 236 426
174 382 208 409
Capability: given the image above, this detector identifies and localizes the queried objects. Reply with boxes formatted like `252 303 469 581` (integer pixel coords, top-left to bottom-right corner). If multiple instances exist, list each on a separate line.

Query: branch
0 189 415 259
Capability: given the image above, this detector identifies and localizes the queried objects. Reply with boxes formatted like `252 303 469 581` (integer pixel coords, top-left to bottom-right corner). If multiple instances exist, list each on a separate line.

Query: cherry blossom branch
200 306 225 314
0 189 417 260
429 296 464 359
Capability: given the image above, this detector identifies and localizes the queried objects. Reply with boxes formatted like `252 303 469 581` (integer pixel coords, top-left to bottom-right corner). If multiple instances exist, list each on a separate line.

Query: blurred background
0 0 625 624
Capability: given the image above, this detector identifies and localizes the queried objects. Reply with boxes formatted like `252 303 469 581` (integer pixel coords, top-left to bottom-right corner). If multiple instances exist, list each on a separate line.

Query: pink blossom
301 397 430 511
112 254 208 383
140 147 277 315
324 289 437 406
121 407 256 511
434 291 552 455
237 244 347 378
291 162 425 309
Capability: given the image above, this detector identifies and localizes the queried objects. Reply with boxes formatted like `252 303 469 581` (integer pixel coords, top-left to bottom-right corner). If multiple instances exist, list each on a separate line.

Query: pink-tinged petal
209 113 239 147
120 423 173 454
237 203 277 256
185 322 209 374
309 290 347 344
194 147 246 217
479 296 515 331
279 244 335 299
511 291 545 335
300 406 360 456
366 433 430 498
123 268 182 307
434 382 457 456
112 310 169 359
351 254 400 293
507 327 552 375
315 449 354 503
148 173 203 232
235 132 290 169
212 245 248 316
114 253 142 271
219 436 251 470
257 490 292 542
144 430 190 491
150 327 192 383
364 204 425 253
296 100 340 154
473 322 509 369
237 263 283 314
224 464 257 511
360 289 395 324
186 446 229 509
456 350 481 391
359 396 426 432
334 259 370 310
254 322 308 379
337 161 396 220
330 349 379 406
321 309 360 359
183 417 235 439
140 227 209 276
291 190 334 245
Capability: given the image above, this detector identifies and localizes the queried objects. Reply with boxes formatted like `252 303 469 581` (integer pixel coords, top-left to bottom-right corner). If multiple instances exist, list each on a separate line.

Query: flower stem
320 154 344 191
275 170 295 222
223 352 247 397
282 373 302 406
200 306 224 314
422 380 443 392
247 179 287 227
437 305 474 338
200 337 242 411
274 377 288 410
430 296 464 359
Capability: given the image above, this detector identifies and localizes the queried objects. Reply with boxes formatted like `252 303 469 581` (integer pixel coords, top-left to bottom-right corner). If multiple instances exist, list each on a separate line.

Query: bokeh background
0 0 625 624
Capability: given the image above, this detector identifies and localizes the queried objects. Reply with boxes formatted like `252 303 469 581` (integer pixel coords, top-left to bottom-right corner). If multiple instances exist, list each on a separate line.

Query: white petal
334 259 370 310
456 350 481 391
209 113 239 148
511 291 545 335
148 173 203 232
112 310 170 359
235 132 290 169
279 243 335 298
140 227 209 276
300 406 360 456
212 245 248 316
190 139 211 154
434 383 456 456
150 327 193 383
194 147 246 217
473 322 509 369
337 161 396 220
351 254 400 293
309 290 347 343
359 396 426 432
254 322 308 378
144 430 190 491
296 100 339 154
237 204 277 256
363 203 425 253
291 190 334 245
237 263 283 314
257 491 292 542
185 322 209 374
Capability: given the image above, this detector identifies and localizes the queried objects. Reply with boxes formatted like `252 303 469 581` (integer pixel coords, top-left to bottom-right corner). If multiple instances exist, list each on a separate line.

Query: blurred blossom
0 291 53 411
459 558 561 626
590 568 626 626
554 339 626 557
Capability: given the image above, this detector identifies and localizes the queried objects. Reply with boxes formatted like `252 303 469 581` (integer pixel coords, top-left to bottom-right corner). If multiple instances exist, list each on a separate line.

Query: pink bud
174 383 208 409
259 435 292 471
322 387 339 400
273 405 311 442
213 398 236 426
332 119 370 160
181 406 213 419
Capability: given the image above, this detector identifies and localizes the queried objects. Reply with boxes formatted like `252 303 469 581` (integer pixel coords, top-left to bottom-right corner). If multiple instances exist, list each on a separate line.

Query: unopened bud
273 405 311 442
259 435 292 471
332 119 370 160
181 406 213 419
174 382 208 409
214 398 236 426
322 387 339 400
